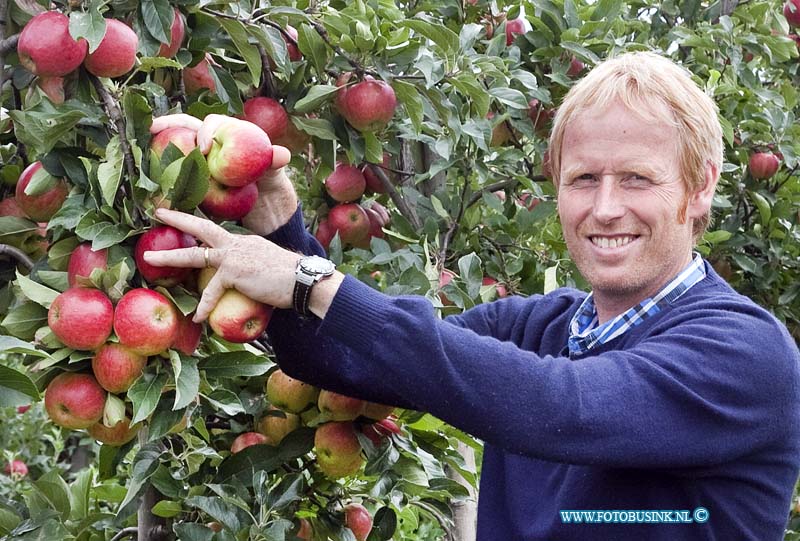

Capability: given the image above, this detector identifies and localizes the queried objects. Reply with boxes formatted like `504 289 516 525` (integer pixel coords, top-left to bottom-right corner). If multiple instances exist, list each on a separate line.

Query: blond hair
549 51 723 239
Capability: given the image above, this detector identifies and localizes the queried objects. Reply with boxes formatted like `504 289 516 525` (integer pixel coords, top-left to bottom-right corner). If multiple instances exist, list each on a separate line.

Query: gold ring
204 246 211 268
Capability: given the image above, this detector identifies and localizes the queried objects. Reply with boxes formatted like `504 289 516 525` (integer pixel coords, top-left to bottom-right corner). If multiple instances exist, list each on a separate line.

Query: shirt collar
567 253 706 355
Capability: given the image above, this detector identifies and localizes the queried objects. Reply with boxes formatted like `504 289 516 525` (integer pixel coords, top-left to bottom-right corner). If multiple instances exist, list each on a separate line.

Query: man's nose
591 178 626 223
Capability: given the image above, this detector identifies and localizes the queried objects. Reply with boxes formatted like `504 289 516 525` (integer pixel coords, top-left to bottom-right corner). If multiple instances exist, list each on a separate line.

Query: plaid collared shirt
567 253 706 355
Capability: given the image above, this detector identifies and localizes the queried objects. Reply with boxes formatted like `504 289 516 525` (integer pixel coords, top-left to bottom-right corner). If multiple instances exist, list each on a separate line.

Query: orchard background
0 0 799 539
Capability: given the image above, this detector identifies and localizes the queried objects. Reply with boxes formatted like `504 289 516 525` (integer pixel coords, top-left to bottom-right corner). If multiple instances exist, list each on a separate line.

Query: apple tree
0 0 798 540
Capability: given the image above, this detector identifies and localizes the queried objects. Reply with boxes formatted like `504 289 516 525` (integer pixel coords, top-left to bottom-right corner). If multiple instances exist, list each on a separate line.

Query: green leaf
9 109 85 155
363 132 383 164
217 428 314 481
137 56 182 72
168 148 210 212
209 66 244 115
543 265 559 294
23 165 58 196
184 496 242 532
202 389 245 416
702 230 732 244
47 237 80 271
219 18 262 88
402 20 459 55
291 116 336 140
250 25 287 75
393 80 424 133
749 191 772 225
199 351 272 378
151 500 183 518
171 353 199 411
297 22 328 76
15 271 59 308
0 364 40 407
33 470 72 519
140 0 172 43
590 0 622 22
294 85 340 113
69 8 107 54
489 87 529 109
129 371 170 425
97 136 123 207
118 443 162 513
69 468 93 522
1 302 47 341
452 74 490 118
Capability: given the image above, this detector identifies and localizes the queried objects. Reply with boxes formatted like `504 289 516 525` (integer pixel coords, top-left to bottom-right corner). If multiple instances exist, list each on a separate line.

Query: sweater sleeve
315 276 800 469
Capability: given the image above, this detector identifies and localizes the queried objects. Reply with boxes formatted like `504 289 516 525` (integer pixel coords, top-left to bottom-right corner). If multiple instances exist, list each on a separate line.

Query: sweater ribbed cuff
265 203 306 251
318 275 390 353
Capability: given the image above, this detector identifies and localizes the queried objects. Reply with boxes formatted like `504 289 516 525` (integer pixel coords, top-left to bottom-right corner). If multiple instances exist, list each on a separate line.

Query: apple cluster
315 158 393 250
16 9 184 104
42 239 203 445
229 368 399 487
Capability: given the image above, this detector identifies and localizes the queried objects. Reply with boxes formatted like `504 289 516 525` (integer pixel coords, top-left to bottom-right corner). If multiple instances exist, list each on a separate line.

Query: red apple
488 111 513 147
363 207 385 241
328 203 370 246
38 76 65 104
0 197 26 218
67 243 108 287
505 17 526 46
361 402 395 420
240 97 289 142
314 421 364 478
266 369 319 413
157 9 185 58
361 153 392 194
438 269 457 306
315 218 336 251
482 276 508 299
200 178 258 221
208 289 272 343
337 76 397 132
150 126 197 158
114 288 179 356
4 460 28 477
183 53 217 94
16 405 30 414
87 417 141 446
172 313 203 355
567 57 585 77
318 390 365 421
284 25 302 62
44 372 106 429
48 288 114 350
325 163 366 202
91 343 147 393
257 408 300 446
528 99 554 134
84 19 138 78
231 431 268 453
786 0 800 26
749 151 780 179
207 120 273 187
15 162 69 222
18 11 88 77
134 225 196 286
516 192 540 211
273 117 311 153
344 503 373 541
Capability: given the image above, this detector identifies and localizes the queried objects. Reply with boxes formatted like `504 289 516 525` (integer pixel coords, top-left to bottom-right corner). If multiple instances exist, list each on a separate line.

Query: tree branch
89 75 137 182
0 244 33 270
369 164 421 230
0 34 17 57
109 527 137 541
0 1 11 94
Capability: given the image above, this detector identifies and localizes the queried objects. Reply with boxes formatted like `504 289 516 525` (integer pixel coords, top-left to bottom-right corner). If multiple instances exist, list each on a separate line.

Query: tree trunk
137 431 170 541
446 441 479 541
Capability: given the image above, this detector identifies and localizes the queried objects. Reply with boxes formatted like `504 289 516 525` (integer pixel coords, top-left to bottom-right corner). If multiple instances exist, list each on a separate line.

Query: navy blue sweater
267 207 800 540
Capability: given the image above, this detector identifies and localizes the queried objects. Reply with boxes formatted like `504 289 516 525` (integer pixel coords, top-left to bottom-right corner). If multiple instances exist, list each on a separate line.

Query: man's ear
687 161 719 219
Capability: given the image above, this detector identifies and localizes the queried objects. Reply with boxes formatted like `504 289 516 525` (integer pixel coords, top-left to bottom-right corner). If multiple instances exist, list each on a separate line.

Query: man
146 52 800 540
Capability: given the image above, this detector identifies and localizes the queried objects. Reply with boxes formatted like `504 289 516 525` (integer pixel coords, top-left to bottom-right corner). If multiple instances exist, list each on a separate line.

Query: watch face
301 256 335 274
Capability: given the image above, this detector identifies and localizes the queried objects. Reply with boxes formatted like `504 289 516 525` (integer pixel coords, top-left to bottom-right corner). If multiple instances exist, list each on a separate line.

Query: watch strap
293 279 313 317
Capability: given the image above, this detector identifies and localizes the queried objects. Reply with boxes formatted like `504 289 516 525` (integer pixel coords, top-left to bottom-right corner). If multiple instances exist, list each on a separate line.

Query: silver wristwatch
293 255 336 317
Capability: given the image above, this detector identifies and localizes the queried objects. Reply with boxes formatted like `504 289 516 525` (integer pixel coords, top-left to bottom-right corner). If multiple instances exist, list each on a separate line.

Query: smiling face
557 100 716 322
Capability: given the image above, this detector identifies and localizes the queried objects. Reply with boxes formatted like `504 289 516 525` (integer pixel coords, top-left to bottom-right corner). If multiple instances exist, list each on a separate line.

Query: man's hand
150 113 298 235
142 207 301 321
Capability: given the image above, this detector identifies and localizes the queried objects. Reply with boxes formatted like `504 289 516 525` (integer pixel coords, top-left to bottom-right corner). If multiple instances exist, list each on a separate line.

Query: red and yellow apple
48 288 114 350
114 288 179 356
67 243 108 287
84 19 139 78
18 11 88 77
266 369 319 413
44 372 106 429
91 343 147 393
